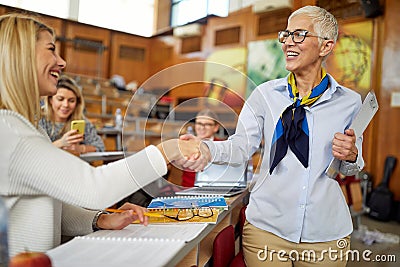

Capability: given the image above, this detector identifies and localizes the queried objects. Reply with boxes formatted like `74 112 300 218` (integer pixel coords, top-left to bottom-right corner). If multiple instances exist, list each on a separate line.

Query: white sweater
0 110 167 256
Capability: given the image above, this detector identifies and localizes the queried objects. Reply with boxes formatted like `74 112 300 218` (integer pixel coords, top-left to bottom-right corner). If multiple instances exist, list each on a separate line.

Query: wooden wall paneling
361 16 384 179
318 0 364 19
0 5 24 15
376 0 400 199
292 0 317 10
256 8 292 37
181 36 202 54
175 37 207 64
249 9 287 42
63 21 111 78
39 15 63 34
214 26 241 46
203 7 252 53
149 37 178 78
0 6 7 15
169 82 206 104
145 36 205 97
109 32 151 86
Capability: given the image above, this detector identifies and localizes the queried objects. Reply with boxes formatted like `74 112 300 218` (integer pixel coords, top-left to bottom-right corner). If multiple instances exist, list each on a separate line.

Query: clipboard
325 91 379 178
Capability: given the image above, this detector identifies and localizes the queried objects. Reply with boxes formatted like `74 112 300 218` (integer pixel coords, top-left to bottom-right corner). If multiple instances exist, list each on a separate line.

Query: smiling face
50 88 77 122
36 30 66 97
282 15 330 76
195 116 219 140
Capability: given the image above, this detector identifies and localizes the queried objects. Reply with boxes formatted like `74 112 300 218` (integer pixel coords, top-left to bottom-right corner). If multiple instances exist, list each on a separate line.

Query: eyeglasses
278 30 328 44
163 205 214 221
195 122 216 128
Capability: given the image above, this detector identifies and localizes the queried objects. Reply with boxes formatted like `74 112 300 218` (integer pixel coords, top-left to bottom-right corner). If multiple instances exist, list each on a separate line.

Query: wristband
92 210 109 231
346 154 358 164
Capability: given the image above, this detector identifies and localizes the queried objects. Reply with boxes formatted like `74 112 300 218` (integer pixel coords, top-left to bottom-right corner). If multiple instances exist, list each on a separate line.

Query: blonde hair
0 13 55 127
43 75 85 136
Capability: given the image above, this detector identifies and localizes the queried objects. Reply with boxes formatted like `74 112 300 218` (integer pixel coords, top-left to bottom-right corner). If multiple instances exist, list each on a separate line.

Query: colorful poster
204 47 247 108
325 21 373 98
246 39 289 97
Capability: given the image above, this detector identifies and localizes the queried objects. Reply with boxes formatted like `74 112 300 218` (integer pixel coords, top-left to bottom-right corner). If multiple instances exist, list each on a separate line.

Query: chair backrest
213 206 248 267
239 206 247 235
230 250 246 267
231 205 247 267
213 225 235 267
238 205 247 249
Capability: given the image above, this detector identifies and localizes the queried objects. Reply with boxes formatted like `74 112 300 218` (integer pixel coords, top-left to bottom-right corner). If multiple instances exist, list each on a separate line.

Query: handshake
156 134 210 172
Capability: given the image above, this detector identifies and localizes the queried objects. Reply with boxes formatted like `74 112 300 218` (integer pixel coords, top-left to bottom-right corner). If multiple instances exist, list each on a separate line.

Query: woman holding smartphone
39 75 105 153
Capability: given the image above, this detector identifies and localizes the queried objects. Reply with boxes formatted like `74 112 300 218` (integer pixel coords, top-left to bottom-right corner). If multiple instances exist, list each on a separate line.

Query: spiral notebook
147 195 228 209
47 224 207 267
140 196 226 224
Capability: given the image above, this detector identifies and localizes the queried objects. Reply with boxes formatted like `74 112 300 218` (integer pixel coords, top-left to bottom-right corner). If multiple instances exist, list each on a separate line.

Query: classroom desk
47 188 249 267
97 127 122 151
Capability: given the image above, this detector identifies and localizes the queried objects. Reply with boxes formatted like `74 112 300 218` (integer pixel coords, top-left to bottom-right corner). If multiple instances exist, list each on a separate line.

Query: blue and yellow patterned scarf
269 69 329 174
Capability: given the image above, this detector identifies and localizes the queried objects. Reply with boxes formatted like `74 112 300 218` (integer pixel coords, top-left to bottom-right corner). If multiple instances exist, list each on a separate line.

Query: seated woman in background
39 75 105 153
181 109 223 187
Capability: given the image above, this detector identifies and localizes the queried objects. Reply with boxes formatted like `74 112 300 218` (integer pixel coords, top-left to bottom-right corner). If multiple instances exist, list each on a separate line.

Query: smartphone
71 120 85 135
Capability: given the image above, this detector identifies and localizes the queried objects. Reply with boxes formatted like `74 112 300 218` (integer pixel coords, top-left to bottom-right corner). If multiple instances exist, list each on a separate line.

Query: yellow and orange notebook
106 195 226 224
106 207 221 224
140 207 221 224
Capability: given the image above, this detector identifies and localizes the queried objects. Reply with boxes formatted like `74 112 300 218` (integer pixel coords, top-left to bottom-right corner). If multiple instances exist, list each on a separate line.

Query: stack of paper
47 224 207 267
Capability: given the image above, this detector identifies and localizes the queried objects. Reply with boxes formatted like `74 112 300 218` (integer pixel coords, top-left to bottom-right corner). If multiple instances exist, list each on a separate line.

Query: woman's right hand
178 134 211 172
53 129 84 148
156 138 200 164
156 136 211 172
97 203 149 229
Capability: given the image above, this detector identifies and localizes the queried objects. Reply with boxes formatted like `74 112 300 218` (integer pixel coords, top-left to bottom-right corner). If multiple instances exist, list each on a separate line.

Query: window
78 0 155 37
2 0 155 37
171 0 229 27
1 0 70 18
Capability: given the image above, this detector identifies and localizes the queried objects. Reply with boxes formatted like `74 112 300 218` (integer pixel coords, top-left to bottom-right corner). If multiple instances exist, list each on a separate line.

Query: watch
92 210 109 231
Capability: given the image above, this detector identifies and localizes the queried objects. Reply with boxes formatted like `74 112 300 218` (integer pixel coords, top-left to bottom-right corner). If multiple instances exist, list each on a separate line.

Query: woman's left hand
332 129 358 162
96 202 149 230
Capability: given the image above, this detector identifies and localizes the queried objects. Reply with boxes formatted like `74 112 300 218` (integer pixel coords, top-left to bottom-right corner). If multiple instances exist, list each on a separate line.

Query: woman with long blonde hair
0 13 198 257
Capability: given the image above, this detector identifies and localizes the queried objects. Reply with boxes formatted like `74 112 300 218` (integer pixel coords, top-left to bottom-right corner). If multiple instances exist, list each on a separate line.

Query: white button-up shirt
205 74 363 243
